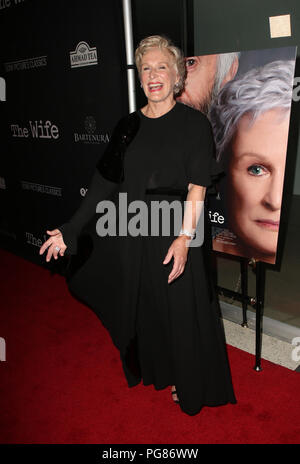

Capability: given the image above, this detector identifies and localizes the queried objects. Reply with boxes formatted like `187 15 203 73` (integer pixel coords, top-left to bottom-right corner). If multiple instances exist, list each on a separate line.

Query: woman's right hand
39 229 67 262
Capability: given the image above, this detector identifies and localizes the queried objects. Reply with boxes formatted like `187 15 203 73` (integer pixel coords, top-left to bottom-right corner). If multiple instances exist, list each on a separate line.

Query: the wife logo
10 120 59 139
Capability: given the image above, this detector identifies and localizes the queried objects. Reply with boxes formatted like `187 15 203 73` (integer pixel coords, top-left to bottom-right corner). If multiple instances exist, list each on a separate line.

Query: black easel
253 260 266 371
218 256 266 371
240 258 248 328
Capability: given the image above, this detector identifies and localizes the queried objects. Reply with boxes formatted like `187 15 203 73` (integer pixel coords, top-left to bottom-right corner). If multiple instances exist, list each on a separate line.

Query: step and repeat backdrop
0 0 128 267
1 0 299 270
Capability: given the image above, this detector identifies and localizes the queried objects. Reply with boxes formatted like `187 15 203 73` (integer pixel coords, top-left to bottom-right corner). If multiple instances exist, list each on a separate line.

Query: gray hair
208 60 294 161
190 52 240 115
135 35 186 96
211 52 241 104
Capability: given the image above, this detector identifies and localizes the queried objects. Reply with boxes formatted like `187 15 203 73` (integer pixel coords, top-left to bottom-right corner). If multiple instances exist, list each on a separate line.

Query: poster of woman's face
177 47 297 264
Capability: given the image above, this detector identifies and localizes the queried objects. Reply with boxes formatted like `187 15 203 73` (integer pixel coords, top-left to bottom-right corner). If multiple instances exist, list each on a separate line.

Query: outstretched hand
163 236 190 284
39 229 67 262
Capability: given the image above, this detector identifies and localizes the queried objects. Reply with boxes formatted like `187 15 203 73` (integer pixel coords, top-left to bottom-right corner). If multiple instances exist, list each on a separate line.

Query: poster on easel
178 46 297 264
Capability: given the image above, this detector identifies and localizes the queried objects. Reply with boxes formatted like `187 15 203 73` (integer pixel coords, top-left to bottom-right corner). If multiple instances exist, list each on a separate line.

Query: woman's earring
140 82 143 88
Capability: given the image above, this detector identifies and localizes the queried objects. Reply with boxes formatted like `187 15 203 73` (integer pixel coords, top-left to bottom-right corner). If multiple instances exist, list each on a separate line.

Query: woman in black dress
39 35 236 416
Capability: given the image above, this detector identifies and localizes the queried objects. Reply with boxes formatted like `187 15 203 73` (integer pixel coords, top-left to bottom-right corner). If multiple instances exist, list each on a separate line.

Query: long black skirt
65 193 237 416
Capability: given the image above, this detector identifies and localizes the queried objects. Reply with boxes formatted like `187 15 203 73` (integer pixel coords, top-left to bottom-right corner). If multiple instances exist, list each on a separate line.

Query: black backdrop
1 0 299 271
0 0 128 268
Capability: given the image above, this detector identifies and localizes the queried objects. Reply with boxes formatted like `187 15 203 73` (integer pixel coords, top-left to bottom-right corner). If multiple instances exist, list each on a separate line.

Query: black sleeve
57 169 117 255
56 113 132 255
185 112 223 187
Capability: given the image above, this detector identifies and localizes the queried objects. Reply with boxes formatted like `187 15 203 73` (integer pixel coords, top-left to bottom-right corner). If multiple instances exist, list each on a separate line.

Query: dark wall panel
0 0 128 267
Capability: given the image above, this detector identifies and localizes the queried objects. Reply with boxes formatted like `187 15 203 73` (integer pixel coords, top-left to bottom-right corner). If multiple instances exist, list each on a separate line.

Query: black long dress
58 102 237 416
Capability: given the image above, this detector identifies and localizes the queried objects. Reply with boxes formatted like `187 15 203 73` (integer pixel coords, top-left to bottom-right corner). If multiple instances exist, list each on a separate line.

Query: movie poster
177 46 297 264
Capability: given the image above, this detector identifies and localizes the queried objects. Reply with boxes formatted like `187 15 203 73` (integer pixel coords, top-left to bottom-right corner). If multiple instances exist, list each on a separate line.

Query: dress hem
127 377 237 416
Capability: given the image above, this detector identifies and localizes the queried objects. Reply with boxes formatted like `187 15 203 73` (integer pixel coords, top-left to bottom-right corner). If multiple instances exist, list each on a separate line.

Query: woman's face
140 47 179 105
227 108 290 259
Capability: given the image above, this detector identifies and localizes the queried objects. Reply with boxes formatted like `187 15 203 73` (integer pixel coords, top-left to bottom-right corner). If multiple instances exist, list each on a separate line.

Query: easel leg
254 261 265 371
240 258 248 328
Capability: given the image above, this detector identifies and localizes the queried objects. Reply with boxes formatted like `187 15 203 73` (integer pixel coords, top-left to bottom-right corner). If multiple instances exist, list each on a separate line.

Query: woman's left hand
163 236 190 284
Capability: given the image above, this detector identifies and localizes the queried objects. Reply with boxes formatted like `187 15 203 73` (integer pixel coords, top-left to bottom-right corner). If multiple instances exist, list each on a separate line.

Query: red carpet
0 248 299 444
